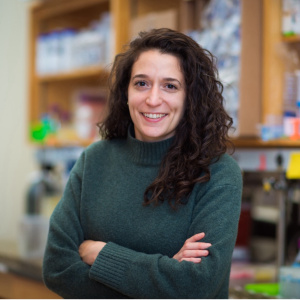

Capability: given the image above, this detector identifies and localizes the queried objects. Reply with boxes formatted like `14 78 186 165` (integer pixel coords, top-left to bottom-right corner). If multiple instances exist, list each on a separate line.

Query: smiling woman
128 50 186 142
43 28 243 299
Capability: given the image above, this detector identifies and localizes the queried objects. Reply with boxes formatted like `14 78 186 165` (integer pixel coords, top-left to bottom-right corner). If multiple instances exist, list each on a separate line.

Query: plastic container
283 111 297 137
279 267 300 298
296 70 300 113
292 238 300 267
245 283 279 297
59 28 76 72
18 215 49 259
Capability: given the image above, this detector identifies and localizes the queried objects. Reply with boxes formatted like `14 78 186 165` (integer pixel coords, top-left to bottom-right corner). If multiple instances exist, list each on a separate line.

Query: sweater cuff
89 242 133 291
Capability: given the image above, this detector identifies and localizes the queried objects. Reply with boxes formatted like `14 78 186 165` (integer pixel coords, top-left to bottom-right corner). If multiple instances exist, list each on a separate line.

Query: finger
182 249 209 258
184 242 212 250
186 232 205 243
181 257 202 263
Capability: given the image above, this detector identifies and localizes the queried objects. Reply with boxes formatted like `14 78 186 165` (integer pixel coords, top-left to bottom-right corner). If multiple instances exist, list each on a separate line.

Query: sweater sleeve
89 182 242 299
42 154 129 299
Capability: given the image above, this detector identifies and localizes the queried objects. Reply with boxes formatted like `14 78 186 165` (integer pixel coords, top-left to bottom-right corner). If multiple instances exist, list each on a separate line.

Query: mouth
141 113 167 119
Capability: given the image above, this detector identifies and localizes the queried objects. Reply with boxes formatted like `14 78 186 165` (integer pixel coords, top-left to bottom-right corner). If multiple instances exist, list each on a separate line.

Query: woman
43 28 242 299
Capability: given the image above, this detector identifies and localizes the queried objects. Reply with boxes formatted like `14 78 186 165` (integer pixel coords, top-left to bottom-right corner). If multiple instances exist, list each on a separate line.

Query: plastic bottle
282 0 295 36
60 28 76 71
19 164 62 259
47 30 60 73
25 164 62 216
292 238 300 267
36 33 47 75
296 70 300 116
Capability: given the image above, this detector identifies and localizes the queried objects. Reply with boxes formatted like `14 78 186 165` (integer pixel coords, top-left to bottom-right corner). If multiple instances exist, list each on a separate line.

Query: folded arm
86 184 241 299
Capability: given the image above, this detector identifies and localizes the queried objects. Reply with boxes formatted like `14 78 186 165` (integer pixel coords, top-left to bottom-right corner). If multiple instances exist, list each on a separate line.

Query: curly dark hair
99 28 234 208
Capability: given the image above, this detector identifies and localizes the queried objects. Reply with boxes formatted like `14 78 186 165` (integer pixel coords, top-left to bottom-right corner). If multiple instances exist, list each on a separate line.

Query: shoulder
72 139 125 174
191 154 243 210
189 154 242 221
85 138 122 153
209 153 242 188
84 138 126 159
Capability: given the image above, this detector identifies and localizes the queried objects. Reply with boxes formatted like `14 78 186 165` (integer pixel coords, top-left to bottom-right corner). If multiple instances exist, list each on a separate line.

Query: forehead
131 50 183 78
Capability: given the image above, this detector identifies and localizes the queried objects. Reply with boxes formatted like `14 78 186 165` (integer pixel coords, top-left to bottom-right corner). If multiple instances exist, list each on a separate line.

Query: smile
142 113 167 119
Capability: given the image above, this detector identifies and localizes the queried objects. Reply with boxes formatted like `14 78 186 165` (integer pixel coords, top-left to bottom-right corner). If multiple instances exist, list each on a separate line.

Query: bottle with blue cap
292 238 300 267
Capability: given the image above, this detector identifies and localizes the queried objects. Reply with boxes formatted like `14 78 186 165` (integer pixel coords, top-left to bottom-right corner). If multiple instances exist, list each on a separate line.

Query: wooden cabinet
262 0 300 123
227 0 300 148
28 0 300 148
262 0 285 124
28 0 194 147
248 0 300 148
28 0 131 146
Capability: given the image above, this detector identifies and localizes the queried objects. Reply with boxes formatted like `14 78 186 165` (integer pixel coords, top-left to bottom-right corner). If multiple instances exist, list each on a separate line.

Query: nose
146 85 162 106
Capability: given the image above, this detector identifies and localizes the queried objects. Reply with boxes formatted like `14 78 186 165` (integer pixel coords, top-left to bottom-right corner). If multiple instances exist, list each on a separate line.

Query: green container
245 283 279 297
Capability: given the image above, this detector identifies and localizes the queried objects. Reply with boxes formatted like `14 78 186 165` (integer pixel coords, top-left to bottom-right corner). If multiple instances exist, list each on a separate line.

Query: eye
134 81 147 87
165 83 177 90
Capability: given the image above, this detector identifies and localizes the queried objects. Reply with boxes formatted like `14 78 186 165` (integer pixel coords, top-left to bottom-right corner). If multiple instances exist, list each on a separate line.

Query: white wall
0 0 37 241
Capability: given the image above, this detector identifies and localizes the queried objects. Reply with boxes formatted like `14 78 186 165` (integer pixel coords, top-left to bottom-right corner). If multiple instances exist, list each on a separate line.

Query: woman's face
128 50 186 142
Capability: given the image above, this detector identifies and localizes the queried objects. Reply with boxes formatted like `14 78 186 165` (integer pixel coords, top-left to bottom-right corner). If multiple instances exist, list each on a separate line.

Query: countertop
0 239 61 298
0 239 43 281
229 262 279 298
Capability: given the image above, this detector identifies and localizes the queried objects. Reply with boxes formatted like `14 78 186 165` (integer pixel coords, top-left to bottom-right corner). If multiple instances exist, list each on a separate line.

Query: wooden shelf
282 35 300 43
232 137 300 148
37 65 109 83
33 136 97 148
28 0 299 149
34 137 300 149
31 0 109 20
28 0 126 128
44 140 94 148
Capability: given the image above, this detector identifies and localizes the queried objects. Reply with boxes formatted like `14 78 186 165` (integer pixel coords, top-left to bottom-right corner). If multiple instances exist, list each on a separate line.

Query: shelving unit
232 137 300 149
244 0 300 149
38 65 109 83
282 35 300 43
28 0 131 147
27 0 300 148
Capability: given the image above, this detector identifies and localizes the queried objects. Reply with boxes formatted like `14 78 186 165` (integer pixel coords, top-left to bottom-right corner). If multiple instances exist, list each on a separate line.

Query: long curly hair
99 28 234 208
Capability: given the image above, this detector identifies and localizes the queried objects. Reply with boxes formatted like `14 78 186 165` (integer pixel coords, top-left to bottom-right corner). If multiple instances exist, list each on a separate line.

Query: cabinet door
262 0 284 125
239 0 262 137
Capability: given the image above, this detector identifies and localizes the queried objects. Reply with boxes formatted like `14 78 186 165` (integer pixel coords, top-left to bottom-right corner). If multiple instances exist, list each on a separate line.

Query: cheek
127 92 140 121
127 87 138 105
128 92 145 114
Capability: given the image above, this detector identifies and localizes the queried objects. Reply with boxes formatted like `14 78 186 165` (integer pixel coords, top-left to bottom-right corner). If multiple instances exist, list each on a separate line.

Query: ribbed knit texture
90 242 133 289
43 127 243 299
124 125 174 165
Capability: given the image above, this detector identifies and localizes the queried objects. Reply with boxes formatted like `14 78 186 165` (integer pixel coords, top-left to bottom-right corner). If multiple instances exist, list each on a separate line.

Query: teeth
143 113 166 119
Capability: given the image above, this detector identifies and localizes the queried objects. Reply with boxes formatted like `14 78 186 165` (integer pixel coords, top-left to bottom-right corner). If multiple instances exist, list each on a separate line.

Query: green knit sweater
43 128 242 299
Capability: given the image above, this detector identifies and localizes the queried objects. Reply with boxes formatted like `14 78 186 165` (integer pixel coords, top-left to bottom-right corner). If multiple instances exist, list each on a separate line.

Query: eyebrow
131 74 183 87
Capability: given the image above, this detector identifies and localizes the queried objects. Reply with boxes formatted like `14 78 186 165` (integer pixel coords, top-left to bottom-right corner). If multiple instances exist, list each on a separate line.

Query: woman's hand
173 232 211 263
79 240 106 265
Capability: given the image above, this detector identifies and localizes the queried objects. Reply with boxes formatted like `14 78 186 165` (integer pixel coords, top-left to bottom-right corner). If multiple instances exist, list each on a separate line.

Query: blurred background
1 0 300 298
0 0 37 242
